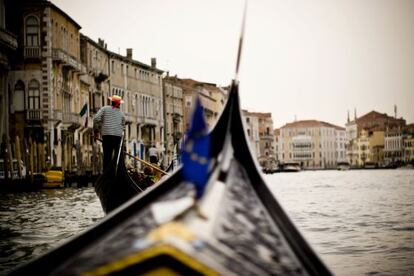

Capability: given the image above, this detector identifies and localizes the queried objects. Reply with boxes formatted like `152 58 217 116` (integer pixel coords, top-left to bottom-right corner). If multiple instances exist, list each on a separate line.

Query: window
13 81 25 112
28 80 40 109
111 60 115 73
25 16 39 46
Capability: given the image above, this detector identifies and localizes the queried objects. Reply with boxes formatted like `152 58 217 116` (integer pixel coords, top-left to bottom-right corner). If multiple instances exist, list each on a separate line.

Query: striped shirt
93 106 125 137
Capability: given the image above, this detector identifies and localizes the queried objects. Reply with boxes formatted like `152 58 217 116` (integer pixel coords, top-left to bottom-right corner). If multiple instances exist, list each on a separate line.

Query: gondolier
93 95 126 170
148 144 159 165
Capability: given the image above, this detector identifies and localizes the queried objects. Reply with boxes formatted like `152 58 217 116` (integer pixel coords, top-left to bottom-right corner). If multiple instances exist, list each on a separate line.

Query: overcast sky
52 0 414 128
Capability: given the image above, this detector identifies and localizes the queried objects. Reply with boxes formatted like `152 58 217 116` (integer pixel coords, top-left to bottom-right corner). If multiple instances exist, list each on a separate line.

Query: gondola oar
93 136 168 176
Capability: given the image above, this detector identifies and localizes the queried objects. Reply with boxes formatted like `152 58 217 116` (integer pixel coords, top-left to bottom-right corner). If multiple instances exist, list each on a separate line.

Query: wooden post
15 136 22 178
92 142 96 175
24 139 30 180
1 135 9 180
33 141 38 173
75 140 82 175
7 137 14 180
38 143 44 172
28 138 33 179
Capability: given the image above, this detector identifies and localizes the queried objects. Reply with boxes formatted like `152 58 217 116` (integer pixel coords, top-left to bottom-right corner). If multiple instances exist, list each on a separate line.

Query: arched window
25 16 39 46
13 80 25 112
28 79 40 109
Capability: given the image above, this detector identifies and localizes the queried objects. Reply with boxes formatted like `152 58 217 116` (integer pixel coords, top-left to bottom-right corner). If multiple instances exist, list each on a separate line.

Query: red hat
108 95 124 104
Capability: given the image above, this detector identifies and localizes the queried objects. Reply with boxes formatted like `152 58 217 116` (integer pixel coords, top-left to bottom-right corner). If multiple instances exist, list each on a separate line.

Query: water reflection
0 188 103 274
266 169 414 276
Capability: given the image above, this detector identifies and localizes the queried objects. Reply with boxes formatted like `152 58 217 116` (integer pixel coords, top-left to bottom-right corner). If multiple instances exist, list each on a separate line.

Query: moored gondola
10 81 332 275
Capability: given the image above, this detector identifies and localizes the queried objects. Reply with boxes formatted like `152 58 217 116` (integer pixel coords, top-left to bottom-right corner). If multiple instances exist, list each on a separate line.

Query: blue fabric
182 97 211 199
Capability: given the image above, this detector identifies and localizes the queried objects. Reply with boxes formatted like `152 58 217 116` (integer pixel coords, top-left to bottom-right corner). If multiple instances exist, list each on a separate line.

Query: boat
336 161 350 171
282 162 301 172
94 150 145 214
363 162 377 169
10 81 332 275
41 167 64 188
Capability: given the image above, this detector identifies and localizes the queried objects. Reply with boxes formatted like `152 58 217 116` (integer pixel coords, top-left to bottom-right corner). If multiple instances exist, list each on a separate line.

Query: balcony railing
259 134 274 140
52 48 80 71
24 46 41 59
26 109 42 121
142 116 159 126
62 112 81 125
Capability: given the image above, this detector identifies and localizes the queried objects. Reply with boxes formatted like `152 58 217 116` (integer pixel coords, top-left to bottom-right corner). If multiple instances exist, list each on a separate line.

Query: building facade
7 0 84 172
163 76 184 167
346 110 406 167
107 50 164 164
0 0 18 140
242 110 261 158
3 0 165 174
241 110 276 168
279 120 346 169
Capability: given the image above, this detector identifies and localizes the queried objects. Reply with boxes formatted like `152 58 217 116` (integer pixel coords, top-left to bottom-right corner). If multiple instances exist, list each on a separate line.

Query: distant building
107 50 164 163
346 109 406 167
163 76 184 167
279 120 346 169
168 77 226 131
403 124 414 163
241 110 276 169
79 35 110 173
242 110 261 158
274 128 280 162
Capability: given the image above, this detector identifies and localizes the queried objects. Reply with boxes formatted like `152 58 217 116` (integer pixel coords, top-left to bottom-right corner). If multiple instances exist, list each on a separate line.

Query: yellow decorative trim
148 222 195 242
83 244 218 276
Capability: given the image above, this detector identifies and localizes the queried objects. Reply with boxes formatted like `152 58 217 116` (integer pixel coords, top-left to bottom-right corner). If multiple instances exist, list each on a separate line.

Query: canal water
0 169 413 275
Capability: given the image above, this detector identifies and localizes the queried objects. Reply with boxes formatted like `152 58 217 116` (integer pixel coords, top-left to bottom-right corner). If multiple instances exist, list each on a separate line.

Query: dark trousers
102 135 122 171
149 155 158 164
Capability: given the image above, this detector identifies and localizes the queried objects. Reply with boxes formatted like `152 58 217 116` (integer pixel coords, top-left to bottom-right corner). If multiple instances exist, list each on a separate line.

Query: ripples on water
266 169 414 276
0 188 104 274
0 170 413 275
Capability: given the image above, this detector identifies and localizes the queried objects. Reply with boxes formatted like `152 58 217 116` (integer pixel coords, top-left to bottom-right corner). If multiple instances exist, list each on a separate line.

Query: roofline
46 1 82 29
80 33 107 52
107 50 164 74
281 120 345 131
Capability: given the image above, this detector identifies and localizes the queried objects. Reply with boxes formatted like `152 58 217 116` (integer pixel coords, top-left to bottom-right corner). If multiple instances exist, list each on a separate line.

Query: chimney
347 110 350 123
151 57 156 68
126 48 133 59
98 38 105 47
394 104 397 118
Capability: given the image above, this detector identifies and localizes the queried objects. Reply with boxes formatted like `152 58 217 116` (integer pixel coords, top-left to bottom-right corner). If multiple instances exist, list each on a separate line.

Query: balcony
142 116 159 126
259 134 274 140
172 113 182 123
124 113 136 123
0 28 17 51
52 110 63 121
62 112 80 124
52 48 81 71
24 46 41 59
26 109 42 121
